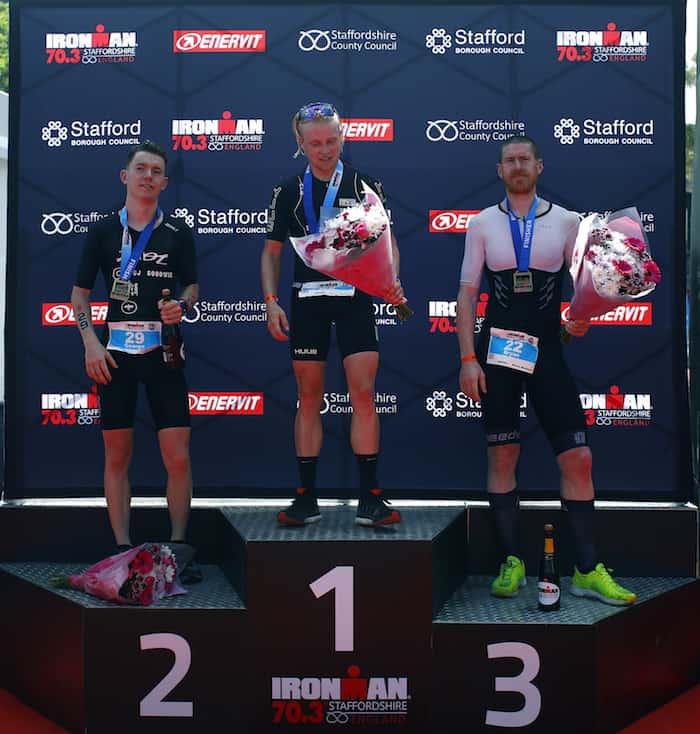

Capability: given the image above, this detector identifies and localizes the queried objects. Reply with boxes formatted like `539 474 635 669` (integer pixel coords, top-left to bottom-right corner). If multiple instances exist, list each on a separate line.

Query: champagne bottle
161 288 184 369
537 523 560 611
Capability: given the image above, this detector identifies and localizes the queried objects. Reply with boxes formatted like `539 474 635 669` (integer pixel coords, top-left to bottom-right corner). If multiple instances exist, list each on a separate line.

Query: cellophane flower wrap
50 542 186 606
568 207 661 322
290 183 412 320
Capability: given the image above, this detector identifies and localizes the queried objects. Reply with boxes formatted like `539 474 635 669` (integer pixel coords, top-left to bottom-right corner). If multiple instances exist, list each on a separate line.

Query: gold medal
513 270 534 294
110 278 131 302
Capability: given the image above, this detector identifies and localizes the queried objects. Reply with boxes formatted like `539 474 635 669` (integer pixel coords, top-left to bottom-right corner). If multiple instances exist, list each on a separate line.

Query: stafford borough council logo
42 120 69 147
426 390 454 418
425 28 452 54
554 118 581 145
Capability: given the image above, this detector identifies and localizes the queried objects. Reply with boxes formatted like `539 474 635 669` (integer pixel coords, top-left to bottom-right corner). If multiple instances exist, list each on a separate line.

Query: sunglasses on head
297 102 338 121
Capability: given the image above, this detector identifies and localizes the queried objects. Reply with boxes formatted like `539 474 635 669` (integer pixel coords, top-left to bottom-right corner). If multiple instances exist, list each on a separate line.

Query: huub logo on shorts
298 28 398 53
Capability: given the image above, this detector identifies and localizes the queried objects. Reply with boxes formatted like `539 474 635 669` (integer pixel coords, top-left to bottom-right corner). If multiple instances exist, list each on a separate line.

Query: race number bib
486 328 539 374
107 321 162 355
299 281 355 298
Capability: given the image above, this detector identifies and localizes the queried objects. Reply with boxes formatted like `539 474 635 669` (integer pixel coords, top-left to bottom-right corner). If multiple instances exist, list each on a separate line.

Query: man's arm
159 283 200 325
71 285 117 385
261 238 289 341
456 283 486 402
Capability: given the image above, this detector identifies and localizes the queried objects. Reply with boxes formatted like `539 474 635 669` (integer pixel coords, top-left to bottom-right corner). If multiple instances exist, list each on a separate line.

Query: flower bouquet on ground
50 542 191 606
290 183 412 320
565 207 661 339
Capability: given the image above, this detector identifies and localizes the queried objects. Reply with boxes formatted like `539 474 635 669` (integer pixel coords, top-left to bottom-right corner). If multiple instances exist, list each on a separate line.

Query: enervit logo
171 111 265 152
41 211 108 235
298 28 398 52
426 119 525 143
429 210 480 232
554 117 654 146
45 24 137 65
426 26 525 55
560 302 652 325
340 119 394 141
41 119 141 148
426 28 452 54
580 385 652 427
556 22 648 63
43 302 108 326
172 206 268 235
173 30 266 52
183 299 267 324
426 390 453 418
188 392 264 415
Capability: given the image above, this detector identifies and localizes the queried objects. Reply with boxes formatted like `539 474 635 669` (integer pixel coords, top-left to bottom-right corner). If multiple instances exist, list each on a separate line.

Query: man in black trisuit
262 102 406 527
72 140 201 581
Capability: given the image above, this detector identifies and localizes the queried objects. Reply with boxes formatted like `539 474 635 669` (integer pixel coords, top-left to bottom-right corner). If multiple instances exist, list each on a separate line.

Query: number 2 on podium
309 566 354 652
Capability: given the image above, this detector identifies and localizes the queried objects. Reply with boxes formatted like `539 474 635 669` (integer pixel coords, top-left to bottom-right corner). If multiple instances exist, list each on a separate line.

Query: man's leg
103 428 134 547
345 351 399 526
277 360 325 526
157 427 192 542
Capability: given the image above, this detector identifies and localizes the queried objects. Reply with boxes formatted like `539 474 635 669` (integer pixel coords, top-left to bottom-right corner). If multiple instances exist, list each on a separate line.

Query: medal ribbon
118 206 162 281
506 196 539 272
303 160 344 234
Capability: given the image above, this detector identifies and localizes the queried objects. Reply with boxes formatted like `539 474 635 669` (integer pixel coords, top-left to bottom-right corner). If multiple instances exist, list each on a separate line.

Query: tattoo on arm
77 311 89 330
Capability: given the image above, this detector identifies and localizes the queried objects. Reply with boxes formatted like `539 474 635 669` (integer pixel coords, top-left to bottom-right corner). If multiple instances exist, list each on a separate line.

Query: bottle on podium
537 523 561 611
160 288 184 369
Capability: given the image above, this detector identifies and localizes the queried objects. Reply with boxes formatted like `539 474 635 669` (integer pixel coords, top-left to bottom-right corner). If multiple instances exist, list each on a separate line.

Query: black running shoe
277 489 321 526
355 489 401 527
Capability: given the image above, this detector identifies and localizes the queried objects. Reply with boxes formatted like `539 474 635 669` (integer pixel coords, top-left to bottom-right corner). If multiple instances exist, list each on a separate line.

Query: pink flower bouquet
568 207 661 324
50 543 187 606
290 183 412 320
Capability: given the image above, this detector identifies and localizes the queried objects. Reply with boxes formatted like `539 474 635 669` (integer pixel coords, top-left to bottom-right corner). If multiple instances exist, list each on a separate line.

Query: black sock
561 498 597 573
297 456 318 494
356 453 379 497
488 489 520 559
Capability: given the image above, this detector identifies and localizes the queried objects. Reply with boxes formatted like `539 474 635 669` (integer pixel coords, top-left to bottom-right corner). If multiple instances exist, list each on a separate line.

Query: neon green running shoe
490 555 527 598
571 563 637 606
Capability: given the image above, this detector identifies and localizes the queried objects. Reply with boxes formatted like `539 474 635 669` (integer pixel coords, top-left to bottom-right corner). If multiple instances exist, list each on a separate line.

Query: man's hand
158 298 183 325
85 341 118 385
266 301 290 341
564 319 590 338
459 360 486 402
384 280 407 306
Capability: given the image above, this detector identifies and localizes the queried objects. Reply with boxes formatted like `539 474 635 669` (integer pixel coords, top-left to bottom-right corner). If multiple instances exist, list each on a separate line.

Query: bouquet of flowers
290 183 412 320
50 542 189 606
567 207 661 325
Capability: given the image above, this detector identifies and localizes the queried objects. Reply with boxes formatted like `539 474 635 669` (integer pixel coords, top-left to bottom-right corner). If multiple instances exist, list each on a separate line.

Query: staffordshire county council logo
425 28 452 54
298 29 332 51
42 121 69 147
41 212 74 235
426 120 459 142
426 390 453 418
554 118 581 145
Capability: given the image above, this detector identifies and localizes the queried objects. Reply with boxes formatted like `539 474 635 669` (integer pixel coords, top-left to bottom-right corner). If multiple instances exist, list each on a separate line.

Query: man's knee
558 446 593 479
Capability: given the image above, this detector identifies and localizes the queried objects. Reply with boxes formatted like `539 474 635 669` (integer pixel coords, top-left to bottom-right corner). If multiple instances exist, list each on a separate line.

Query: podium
0 501 698 733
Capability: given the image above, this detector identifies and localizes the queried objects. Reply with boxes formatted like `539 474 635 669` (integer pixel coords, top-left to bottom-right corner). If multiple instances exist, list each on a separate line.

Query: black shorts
289 288 378 361
477 329 587 455
99 349 190 431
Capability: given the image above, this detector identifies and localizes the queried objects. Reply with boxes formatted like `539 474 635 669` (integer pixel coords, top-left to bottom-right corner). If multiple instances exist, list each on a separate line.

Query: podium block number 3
310 566 354 652
485 642 541 728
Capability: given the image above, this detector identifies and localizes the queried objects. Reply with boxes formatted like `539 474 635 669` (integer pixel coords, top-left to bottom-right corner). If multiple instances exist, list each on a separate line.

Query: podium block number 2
139 633 194 718
309 566 354 652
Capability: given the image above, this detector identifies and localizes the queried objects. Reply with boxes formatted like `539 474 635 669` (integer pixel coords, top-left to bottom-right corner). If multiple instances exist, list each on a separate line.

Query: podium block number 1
309 566 355 652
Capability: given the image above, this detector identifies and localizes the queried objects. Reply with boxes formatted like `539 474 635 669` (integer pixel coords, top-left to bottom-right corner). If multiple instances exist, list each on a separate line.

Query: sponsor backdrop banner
6 0 689 498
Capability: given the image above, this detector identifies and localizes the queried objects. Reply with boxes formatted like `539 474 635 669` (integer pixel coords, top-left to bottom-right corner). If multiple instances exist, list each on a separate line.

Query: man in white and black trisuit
72 140 201 582
261 102 406 527
456 135 636 605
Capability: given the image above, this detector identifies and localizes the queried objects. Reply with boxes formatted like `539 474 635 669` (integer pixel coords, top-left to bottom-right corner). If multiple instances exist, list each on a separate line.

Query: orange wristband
265 294 278 303
460 354 477 363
